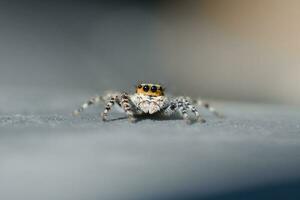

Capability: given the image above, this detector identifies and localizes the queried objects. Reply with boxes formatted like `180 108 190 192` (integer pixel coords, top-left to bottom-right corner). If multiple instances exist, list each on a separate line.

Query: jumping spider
73 83 222 124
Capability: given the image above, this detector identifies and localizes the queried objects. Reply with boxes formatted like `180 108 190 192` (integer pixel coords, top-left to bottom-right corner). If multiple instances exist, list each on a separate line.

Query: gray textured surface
1 101 300 200
1 1 300 199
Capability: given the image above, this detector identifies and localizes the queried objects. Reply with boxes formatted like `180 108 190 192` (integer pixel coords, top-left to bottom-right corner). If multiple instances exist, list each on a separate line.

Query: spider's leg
161 102 177 116
101 96 117 121
183 98 206 123
177 100 190 123
119 93 136 123
101 93 136 122
162 97 205 124
193 99 223 118
73 95 104 116
161 98 191 124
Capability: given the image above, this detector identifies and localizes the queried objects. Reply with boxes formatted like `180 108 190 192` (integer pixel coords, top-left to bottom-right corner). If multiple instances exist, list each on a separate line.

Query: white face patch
131 94 167 114
139 101 160 114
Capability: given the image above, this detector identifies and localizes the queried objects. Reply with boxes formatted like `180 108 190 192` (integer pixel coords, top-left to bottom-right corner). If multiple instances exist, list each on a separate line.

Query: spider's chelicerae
74 83 223 124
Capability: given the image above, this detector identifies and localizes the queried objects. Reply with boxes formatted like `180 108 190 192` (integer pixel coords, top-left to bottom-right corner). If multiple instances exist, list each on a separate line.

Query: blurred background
1 1 300 200
1 0 300 113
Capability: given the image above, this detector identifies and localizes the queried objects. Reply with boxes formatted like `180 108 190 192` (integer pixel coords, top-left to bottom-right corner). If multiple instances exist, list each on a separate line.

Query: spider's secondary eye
137 85 142 89
151 85 157 92
143 85 149 92
158 86 163 91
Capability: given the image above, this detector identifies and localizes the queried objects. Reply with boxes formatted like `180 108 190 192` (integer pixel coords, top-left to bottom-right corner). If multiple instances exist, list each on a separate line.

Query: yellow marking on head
136 83 164 97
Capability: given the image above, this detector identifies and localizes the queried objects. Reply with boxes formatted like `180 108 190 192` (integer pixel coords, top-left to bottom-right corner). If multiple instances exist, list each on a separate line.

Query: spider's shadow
105 116 128 122
105 113 186 123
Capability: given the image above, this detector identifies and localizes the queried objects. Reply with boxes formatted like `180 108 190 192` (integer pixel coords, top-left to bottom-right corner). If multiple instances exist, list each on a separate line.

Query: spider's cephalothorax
132 83 166 114
136 83 164 97
74 83 223 124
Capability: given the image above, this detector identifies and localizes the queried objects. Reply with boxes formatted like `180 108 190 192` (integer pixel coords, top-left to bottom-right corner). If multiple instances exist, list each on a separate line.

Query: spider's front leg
163 97 206 124
101 93 136 123
101 95 117 121
119 93 137 123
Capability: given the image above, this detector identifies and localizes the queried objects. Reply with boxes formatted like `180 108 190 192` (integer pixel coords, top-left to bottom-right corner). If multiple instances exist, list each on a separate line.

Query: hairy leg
182 98 206 123
73 96 104 116
162 97 205 124
119 93 136 122
101 96 117 121
194 99 223 118
101 93 136 122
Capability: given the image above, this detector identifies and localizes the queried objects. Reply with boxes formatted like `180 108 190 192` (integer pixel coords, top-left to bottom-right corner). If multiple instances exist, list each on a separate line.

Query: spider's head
135 83 165 97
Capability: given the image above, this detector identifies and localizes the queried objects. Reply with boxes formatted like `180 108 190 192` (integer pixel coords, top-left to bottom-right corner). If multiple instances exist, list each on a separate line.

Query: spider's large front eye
143 85 149 92
151 85 157 92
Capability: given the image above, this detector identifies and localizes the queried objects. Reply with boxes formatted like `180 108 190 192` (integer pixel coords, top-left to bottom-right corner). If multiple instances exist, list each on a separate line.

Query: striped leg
120 93 136 123
162 102 177 116
101 96 117 121
195 99 223 118
163 97 205 124
73 96 104 116
183 99 206 123
177 101 190 123
162 99 190 123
